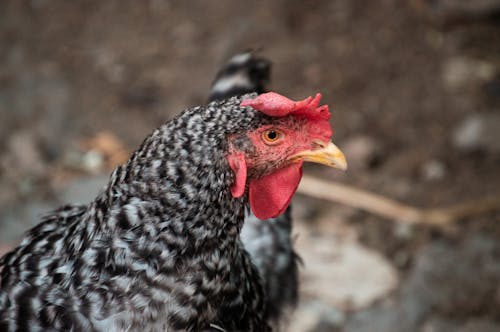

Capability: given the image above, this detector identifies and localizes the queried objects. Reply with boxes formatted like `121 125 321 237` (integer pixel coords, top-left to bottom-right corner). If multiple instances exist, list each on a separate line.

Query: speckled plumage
209 52 299 328
209 52 271 103
0 97 281 331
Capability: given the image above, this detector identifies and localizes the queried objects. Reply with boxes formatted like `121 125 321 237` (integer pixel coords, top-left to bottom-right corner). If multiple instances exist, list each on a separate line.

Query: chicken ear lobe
249 163 303 220
228 152 247 198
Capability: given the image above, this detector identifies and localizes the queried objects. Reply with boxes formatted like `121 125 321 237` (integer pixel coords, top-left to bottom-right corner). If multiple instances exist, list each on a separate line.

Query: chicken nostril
311 139 327 149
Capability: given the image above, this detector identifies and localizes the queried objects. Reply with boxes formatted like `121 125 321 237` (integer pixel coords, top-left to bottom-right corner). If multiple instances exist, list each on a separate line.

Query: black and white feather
0 97 277 332
209 52 271 102
0 52 301 332
209 52 299 328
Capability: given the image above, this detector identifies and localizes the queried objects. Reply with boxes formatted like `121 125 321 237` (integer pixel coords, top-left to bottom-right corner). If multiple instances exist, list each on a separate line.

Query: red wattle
249 162 303 220
227 152 247 198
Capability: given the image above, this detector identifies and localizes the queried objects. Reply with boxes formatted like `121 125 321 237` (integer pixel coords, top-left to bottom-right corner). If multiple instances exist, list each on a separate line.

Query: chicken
0 91 346 331
209 52 300 327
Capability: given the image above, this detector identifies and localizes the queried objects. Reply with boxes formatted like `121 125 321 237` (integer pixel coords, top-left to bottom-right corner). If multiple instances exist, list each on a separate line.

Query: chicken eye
262 129 283 145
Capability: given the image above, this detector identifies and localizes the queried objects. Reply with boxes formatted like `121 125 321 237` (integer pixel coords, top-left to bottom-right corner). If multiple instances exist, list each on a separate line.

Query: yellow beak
288 141 347 171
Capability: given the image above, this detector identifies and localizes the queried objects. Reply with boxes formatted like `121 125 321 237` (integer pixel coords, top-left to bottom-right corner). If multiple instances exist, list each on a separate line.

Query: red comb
241 92 330 120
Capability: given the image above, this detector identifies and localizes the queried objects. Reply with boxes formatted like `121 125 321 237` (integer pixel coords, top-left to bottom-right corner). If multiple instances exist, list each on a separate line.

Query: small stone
61 148 106 174
442 57 495 90
452 114 500 153
420 159 446 181
342 135 382 170
394 223 414 240
82 150 105 173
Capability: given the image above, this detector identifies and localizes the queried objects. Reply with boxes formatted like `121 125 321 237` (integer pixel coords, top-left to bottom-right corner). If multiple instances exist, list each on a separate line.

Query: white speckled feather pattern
209 53 299 329
1 97 275 331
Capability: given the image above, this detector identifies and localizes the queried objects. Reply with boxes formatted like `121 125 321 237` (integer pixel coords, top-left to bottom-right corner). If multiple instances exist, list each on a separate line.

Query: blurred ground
1 1 500 331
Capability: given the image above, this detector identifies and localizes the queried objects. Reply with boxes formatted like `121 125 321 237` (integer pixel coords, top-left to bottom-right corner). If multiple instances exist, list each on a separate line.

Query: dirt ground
1 1 500 331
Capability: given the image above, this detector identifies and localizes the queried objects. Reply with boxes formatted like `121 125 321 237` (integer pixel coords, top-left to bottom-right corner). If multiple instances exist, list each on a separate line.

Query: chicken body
0 66 345 331
0 98 272 331
209 53 299 325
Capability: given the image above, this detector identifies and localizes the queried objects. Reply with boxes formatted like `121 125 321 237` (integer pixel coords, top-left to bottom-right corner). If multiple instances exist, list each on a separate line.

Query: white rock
421 159 446 181
82 149 105 173
452 114 500 153
295 218 399 311
442 57 495 90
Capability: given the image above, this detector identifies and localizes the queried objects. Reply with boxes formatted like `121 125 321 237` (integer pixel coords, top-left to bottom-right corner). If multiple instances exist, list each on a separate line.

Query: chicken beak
289 141 347 171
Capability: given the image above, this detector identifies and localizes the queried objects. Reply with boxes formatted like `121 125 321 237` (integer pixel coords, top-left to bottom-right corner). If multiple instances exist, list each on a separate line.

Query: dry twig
298 175 500 226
